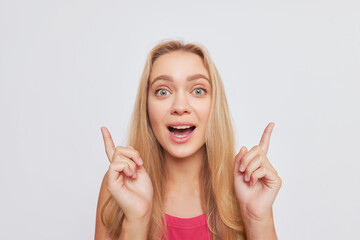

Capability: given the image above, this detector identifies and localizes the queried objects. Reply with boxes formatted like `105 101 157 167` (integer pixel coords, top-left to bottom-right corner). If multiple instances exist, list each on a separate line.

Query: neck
164 145 206 190
163 145 207 217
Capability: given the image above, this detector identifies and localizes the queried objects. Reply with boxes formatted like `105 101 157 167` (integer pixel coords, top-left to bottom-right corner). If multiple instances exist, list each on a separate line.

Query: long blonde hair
101 40 246 239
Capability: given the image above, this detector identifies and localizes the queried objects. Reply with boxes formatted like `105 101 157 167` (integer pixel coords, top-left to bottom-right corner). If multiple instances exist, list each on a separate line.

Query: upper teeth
172 125 192 129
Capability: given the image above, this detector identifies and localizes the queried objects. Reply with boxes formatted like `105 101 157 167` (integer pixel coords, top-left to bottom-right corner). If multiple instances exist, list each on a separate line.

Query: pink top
164 213 211 240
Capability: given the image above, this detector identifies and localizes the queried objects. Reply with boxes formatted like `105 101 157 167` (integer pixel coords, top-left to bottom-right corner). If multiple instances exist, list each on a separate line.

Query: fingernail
245 175 249 182
139 158 143 165
240 165 244 172
133 172 137 178
240 146 245 153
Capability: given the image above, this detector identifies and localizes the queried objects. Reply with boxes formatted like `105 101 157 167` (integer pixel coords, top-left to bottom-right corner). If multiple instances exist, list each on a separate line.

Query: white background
1 0 359 239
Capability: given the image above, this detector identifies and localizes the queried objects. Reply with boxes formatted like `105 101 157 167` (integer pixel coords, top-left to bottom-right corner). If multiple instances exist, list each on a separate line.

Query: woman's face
147 51 212 159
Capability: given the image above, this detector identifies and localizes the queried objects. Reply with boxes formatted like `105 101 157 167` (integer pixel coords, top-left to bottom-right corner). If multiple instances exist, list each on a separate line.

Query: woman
95 40 282 240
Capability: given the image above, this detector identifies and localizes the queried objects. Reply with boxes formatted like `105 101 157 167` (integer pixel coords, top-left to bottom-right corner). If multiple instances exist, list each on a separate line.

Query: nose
170 91 191 115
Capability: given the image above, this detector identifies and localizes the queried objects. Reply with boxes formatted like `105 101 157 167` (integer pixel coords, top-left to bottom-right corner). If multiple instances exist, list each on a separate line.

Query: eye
155 88 169 96
193 88 207 95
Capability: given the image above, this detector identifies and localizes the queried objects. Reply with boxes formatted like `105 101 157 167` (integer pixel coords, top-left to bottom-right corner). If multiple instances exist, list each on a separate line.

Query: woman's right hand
100 126 154 222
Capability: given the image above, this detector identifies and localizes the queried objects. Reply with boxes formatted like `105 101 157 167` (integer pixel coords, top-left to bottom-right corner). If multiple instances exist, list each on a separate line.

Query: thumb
234 146 247 175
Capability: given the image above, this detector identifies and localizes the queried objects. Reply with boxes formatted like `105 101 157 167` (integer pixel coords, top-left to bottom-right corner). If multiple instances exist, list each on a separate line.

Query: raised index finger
259 122 275 155
100 126 115 162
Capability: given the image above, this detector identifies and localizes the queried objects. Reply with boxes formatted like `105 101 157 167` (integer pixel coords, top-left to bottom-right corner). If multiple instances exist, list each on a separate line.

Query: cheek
148 99 166 128
193 99 211 122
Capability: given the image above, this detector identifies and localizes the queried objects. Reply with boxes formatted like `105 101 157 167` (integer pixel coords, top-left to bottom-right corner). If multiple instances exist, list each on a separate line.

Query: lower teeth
172 133 187 138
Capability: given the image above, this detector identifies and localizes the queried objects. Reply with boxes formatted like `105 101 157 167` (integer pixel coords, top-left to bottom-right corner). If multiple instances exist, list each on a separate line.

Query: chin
167 149 194 159
163 143 205 160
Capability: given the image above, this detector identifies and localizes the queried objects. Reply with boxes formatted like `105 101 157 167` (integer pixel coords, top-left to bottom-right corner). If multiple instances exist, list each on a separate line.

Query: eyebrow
150 74 210 87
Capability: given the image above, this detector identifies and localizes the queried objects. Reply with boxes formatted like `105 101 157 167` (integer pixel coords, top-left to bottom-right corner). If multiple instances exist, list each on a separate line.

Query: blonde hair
101 40 246 239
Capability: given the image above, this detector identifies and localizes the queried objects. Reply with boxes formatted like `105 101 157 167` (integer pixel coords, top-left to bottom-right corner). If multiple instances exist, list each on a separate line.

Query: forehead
149 51 209 82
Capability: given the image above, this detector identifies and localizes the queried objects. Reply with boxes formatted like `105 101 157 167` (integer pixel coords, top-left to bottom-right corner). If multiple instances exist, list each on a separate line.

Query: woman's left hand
234 122 282 222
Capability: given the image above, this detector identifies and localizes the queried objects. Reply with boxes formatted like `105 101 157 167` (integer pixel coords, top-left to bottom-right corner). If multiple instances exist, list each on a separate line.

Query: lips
168 126 196 137
166 122 196 128
166 122 196 143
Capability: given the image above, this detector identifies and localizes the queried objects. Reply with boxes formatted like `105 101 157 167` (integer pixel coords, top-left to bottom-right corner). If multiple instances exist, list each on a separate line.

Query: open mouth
167 126 196 138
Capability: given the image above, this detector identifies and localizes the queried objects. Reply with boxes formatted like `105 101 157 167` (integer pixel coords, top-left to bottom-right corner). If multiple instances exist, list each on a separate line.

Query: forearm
119 213 152 240
241 208 277 240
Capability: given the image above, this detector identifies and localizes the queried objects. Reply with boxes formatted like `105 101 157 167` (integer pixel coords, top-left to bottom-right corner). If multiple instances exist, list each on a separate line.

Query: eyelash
155 87 208 97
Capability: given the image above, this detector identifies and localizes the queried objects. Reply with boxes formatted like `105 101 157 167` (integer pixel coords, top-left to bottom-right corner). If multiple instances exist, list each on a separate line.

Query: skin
99 130 153 240
97 51 282 239
234 122 282 239
147 50 212 217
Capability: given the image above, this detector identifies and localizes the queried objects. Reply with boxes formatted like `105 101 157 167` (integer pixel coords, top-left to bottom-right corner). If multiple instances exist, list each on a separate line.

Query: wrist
120 208 152 240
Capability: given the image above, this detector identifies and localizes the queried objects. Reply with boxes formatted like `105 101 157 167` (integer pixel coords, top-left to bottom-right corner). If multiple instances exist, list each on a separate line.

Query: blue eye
155 88 207 97
155 89 169 96
193 88 206 95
